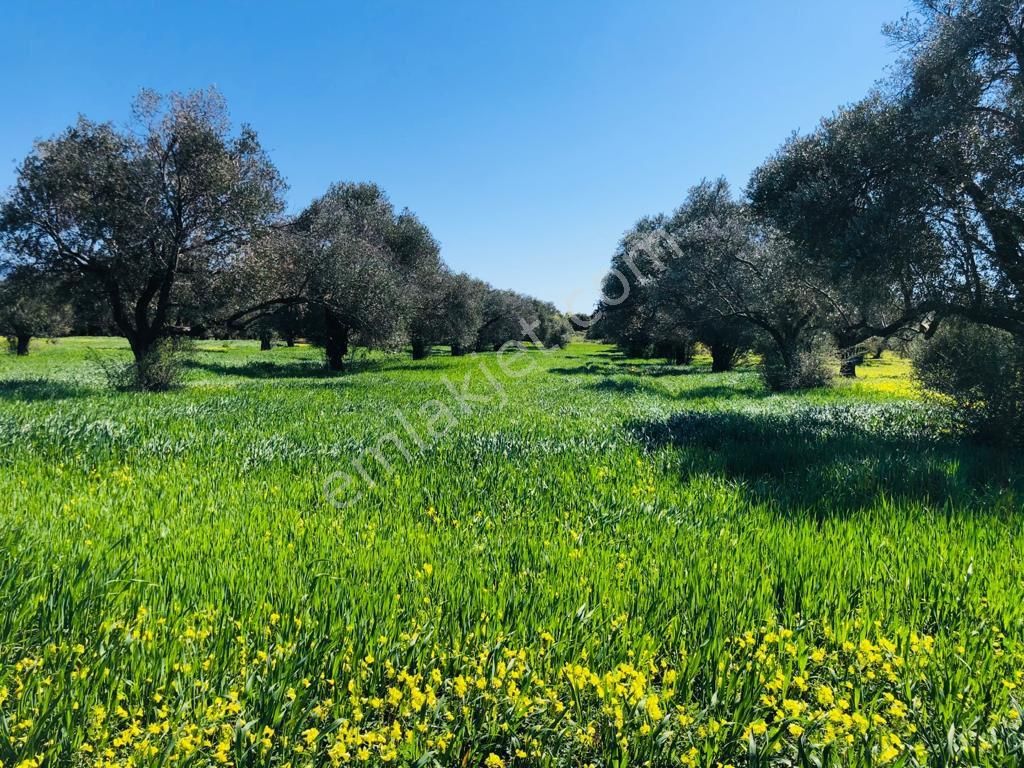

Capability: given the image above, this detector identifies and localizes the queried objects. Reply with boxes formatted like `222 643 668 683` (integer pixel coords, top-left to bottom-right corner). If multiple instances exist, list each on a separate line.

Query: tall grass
0 340 1021 766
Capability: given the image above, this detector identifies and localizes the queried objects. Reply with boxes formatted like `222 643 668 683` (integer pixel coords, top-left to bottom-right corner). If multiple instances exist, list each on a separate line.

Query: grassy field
0 338 1022 767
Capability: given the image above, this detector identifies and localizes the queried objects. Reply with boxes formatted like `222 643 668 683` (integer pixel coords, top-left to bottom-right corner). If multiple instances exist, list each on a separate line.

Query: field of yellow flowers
0 339 1022 767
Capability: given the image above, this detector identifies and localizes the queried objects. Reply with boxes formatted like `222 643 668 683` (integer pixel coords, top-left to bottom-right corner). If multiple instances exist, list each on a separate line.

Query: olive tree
913 319 1024 444
0 266 71 354
291 183 442 370
662 180 838 388
591 216 669 358
749 97 945 378
442 273 489 356
535 307 573 349
0 89 284 381
593 210 750 368
474 289 561 352
887 0 1024 336
748 0 1024 409
407 270 491 358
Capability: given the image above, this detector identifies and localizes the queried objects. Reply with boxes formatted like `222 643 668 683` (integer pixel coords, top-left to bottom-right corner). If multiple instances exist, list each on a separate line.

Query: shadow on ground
187 356 450 380
583 374 767 402
187 359 339 379
629 405 1019 517
0 379 94 402
551 362 704 378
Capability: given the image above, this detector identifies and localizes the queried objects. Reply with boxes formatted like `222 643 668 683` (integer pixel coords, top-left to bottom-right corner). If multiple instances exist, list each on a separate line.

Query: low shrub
760 338 835 391
95 337 194 392
912 320 1023 445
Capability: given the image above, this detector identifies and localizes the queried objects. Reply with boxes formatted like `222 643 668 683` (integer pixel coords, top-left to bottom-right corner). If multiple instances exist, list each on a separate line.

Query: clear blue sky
1 0 907 313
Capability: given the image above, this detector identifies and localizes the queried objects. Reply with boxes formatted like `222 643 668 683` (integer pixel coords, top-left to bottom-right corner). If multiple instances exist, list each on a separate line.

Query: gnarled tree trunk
324 310 349 371
710 343 737 373
673 342 695 365
15 334 31 356
126 331 159 365
626 341 648 358
411 337 430 360
838 349 863 378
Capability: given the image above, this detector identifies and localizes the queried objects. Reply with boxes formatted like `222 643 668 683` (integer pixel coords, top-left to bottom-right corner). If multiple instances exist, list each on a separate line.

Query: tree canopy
0 89 286 362
0 89 567 377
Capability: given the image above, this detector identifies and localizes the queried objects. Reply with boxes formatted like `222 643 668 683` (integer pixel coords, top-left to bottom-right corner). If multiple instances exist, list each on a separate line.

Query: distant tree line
591 0 1024 441
0 89 570 378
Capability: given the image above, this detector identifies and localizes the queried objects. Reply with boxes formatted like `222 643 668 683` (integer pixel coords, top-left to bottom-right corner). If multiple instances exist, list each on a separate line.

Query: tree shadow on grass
187 357 449 381
186 359 339 379
0 379 94 402
550 362 706 378
628 404 1020 517
590 378 648 395
585 377 768 403
383 362 449 373
665 384 768 402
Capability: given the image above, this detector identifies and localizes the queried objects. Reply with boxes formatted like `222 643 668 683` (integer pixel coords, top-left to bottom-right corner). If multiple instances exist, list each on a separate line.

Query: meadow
0 339 1022 767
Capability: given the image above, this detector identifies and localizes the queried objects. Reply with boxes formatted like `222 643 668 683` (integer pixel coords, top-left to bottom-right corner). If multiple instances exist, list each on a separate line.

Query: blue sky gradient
1 1 908 311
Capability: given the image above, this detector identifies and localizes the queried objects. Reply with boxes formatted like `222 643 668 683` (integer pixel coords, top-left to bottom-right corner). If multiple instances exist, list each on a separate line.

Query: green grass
0 339 1021 766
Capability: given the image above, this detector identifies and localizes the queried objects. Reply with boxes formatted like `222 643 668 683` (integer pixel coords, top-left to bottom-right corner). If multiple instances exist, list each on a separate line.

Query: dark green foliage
0 89 285 367
759 335 835 392
594 180 842 386
913 320 1024 445
747 1 1024 418
536 308 573 349
96 337 194 392
590 216 668 358
0 267 72 355
407 271 490 359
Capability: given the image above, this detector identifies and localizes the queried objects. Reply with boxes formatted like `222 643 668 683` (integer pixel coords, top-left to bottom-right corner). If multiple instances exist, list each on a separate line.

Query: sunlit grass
0 339 1020 766
838 353 920 399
